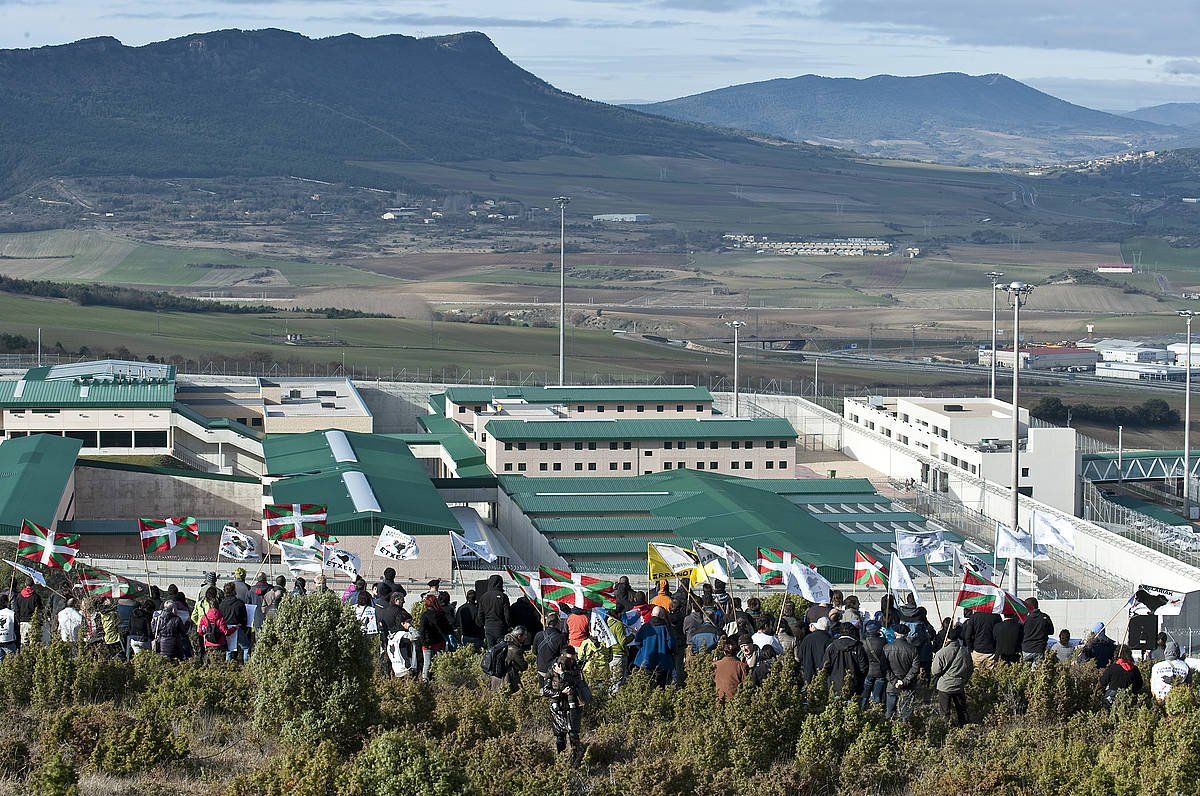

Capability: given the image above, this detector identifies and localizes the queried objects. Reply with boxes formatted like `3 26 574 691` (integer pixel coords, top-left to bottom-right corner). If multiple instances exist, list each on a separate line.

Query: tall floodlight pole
986 271 1004 399
1182 311 1196 520
1002 282 1034 593
726 321 745 417
554 196 571 385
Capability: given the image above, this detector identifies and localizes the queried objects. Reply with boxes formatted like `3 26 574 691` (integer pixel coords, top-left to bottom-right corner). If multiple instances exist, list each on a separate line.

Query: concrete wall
495 490 566 571
357 383 440 433
73 466 261 526
743 392 842 451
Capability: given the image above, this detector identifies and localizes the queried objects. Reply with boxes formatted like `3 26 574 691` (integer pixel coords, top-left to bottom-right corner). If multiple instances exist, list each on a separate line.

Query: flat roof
443 385 714 406
0 434 82 533
260 378 371 419
267 431 459 536
415 415 492 478
900 397 1014 420
483 416 796 442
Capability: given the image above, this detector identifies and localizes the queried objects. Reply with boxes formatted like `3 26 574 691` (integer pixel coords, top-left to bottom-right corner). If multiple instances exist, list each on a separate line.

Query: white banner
995 522 1049 560
1136 584 1186 616
692 541 730 584
590 608 617 647
889 553 922 607
896 527 944 559
785 561 832 604
449 530 498 563
724 543 761 583
1031 510 1077 553
322 546 361 577
279 541 323 574
356 604 378 634
374 525 420 561
219 526 259 561
5 559 47 587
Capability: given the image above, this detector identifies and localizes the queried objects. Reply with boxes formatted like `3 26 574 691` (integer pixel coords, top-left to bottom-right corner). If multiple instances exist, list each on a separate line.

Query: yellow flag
648 542 698 581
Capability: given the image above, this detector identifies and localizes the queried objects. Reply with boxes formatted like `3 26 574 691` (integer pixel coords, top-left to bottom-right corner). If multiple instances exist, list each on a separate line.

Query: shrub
251 592 376 750
337 732 472 796
28 750 78 796
91 715 189 776
31 643 76 714
223 740 344 796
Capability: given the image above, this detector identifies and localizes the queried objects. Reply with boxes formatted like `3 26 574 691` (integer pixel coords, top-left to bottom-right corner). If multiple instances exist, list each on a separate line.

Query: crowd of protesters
2 567 1195 755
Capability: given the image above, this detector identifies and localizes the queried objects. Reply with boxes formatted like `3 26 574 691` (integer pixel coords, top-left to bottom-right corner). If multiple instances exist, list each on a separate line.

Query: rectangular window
518 442 527 451
575 442 583 450
636 405 645 412
677 441 686 450
765 461 774 469
553 463 562 471
779 460 788 469
696 404 704 412
665 462 673 470
588 442 597 450
609 442 618 450
99 430 132 448
134 430 168 448
504 442 513 451
518 463 527 472
553 442 562 450
458 406 466 413
780 440 789 449
66 430 99 448
678 461 685 469
539 442 548 451
665 441 673 450
644 449 653 456
588 463 597 471
622 441 632 450
617 405 625 413
597 405 605 413
676 405 684 412
480 434 487 443
742 461 751 469
609 463 618 471
697 441 706 450
251 417 264 428
539 463 548 471
575 463 583 471
732 441 741 449
766 440 775 449
1021 467 1030 477
474 406 482 413
623 462 631 471
697 462 705 469
710 441 720 450
577 405 584 413
657 405 664 413
731 462 740 469
504 463 513 471
710 461 718 470
745 441 754 450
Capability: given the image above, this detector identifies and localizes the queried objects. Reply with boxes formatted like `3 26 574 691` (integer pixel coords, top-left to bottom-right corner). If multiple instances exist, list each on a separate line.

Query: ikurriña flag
263 503 328 541
538 565 616 609
756 547 794 586
17 519 79 570
137 517 199 553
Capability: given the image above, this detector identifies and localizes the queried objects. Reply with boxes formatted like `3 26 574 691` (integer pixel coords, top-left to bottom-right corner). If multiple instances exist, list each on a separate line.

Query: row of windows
5 429 168 448
504 439 790 451
501 460 792 473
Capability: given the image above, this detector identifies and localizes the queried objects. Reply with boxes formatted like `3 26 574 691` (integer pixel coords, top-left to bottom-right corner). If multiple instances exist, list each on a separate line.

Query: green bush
30 644 76 714
90 715 188 776
28 750 78 796
251 592 376 750
223 741 344 796
337 732 472 796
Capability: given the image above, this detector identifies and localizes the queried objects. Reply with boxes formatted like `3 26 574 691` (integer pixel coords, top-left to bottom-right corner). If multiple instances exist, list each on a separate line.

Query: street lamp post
1002 282 1034 593
1181 311 1196 520
553 196 571 385
986 271 1004 399
726 321 745 417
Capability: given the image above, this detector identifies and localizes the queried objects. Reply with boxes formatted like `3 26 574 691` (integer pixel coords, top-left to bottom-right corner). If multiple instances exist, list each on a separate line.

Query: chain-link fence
1082 481 1200 569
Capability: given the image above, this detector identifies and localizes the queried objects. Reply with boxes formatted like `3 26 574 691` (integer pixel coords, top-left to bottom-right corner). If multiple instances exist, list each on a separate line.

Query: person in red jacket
566 607 590 649
197 586 230 663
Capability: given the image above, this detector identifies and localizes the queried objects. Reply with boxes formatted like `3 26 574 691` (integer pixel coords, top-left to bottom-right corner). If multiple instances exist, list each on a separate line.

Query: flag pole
924 555 943 626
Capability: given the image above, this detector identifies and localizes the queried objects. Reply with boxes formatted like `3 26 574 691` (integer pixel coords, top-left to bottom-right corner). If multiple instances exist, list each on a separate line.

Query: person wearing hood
127 599 155 657
13 579 42 650
860 620 889 707
822 622 867 697
375 568 402 600
633 606 676 687
1150 640 1191 702
931 625 973 727
797 617 833 685
712 579 733 620
291 576 308 597
613 576 634 613
649 580 672 611
962 606 1001 668
1100 645 1143 704
231 568 252 603
476 574 512 648
992 613 1023 664
510 595 543 641
57 598 84 645
456 589 484 651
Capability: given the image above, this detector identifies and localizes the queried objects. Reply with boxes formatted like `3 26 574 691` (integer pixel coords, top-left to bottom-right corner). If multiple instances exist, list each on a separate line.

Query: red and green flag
76 565 148 601
138 517 199 553
506 567 542 606
757 547 794 586
956 571 1029 619
17 519 79 570
264 503 328 542
538 565 616 610
854 550 888 588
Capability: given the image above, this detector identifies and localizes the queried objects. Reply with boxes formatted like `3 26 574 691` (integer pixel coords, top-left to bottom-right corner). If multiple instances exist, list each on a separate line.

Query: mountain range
634 73 1197 165
1123 102 1200 129
0 29 751 193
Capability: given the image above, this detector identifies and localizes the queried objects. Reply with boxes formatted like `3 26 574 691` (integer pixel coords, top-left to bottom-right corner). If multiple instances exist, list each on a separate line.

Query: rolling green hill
635 72 1190 165
0 29 759 194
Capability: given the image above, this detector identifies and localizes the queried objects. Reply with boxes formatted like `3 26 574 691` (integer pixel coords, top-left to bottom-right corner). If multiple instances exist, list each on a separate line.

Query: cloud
1024 77 1200 112
1164 59 1200 76
813 1 1200 58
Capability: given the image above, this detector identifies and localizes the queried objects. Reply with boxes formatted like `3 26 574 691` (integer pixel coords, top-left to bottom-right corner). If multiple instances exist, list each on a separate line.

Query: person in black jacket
127 600 155 658
418 593 452 681
374 568 403 601
534 614 569 685
796 617 832 685
476 574 511 648
860 620 889 707
375 591 412 674
963 608 1001 668
218 582 250 663
613 577 634 613
13 579 42 650
509 595 543 643
822 622 867 697
992 614 1022 663
1021 598 1054 664
456 589 484 651
1100 645 1143 704
883 624 921 720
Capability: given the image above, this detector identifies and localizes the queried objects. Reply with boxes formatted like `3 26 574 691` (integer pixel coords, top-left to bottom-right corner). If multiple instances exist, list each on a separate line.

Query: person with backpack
219 582 249 663
197 587 229 663
260 576 287 623
860 620 889 707
476 574 512 649
542 646 590 756
127 599 155 657
534 614 569 685
822 622 867 697
152 598 191 661
484 626 529 693
250 573 271 636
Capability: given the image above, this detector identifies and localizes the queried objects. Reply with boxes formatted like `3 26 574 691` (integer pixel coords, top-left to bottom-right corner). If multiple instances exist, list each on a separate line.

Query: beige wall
447 397 712 423
484 435 795 478
262 414 374 435
73 466 261 525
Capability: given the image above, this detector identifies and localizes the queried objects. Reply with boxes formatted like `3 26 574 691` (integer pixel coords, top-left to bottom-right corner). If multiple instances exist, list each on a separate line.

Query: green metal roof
415 414 493 478
263 430 416 477
535 516 694 534
1083 449 1195 461
484 416 797 442
268 436 460 536
0 378 175 409
443 385 714 406
173 402 263 440
739 477 879 495
428 393 447 415
0 434 82 534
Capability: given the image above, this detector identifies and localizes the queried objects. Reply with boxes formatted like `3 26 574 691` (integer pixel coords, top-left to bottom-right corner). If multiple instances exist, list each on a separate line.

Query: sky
3 0 1200 111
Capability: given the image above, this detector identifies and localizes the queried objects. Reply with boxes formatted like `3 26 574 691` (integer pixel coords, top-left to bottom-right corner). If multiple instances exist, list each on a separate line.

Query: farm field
0 229 392 288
